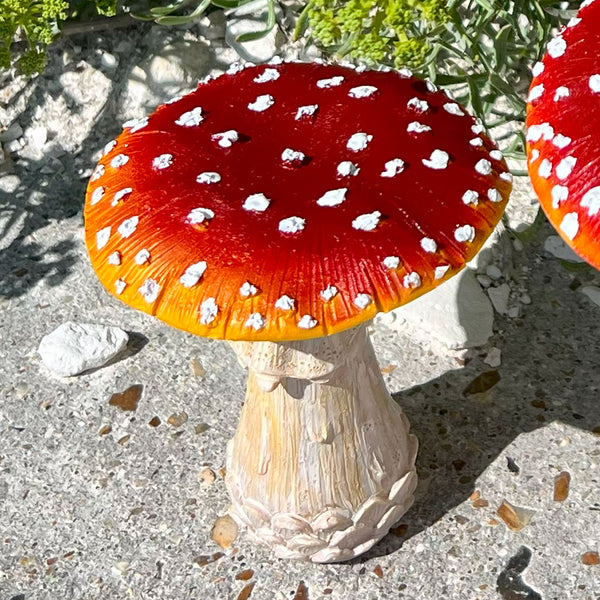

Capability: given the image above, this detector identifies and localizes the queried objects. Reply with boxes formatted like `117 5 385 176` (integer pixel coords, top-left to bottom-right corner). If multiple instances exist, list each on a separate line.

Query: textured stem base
227 325 418 563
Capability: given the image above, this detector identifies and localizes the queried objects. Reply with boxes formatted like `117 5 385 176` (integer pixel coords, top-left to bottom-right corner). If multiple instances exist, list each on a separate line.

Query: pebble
484 347 502 367
0 121 23 143
485 265 503 280
553 471 571 502
496 500 535 531
211 515 238 549
167 412 188 427
199 467 216 486
581 552 599 566
544 235 586 263
580 286 600 308
38 322 129 377
487 284 511 315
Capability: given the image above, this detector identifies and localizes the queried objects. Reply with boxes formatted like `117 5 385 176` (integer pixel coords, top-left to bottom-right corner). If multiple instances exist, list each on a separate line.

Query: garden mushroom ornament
526 0 600 266
85 61 511 562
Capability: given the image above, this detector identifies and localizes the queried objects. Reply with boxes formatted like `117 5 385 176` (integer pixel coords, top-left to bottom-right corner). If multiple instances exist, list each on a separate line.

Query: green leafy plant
297 0 580 158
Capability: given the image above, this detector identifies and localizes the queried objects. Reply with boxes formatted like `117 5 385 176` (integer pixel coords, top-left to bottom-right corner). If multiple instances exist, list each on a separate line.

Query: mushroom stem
226 323 418 563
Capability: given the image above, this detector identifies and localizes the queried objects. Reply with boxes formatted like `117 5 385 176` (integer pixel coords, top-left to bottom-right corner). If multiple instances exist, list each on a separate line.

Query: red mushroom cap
85 61 510 342
526 0 600 267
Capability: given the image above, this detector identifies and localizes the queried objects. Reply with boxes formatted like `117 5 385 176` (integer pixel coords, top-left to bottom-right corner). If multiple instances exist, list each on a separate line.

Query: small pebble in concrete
211 514 238 549
497 500 535 531
38 321 129 376
484 347 502 367
581 551 599 565
109 384 143 412
199 467 216 486
167 412 188 427
553 471 571 501
487 284 511 315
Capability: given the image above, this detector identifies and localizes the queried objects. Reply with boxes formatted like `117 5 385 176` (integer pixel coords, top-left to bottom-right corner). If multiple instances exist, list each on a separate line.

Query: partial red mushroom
526 0 600 266
85 61 511 562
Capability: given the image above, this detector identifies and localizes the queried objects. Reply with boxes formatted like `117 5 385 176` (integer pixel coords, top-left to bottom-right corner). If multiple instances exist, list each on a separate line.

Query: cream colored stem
226 324 418 563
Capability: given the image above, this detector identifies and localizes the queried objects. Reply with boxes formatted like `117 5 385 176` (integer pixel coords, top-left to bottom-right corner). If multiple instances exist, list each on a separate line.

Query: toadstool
84 61 511 562
526 0 600 266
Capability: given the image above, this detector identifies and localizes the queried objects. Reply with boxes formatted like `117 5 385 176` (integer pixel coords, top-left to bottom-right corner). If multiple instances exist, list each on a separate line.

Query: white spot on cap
295 104 318 120
118 216 139 238
337 161 359 177
108 251 121 265
475 159 492 175
175 107 203 127
354 293 372 309
490 150 503 161
500 172 513 182
538 159 552 179
556 156 576 180
275 295 295 310
153 153 173 170
547 36 567 58
462 190 479 205
320 285 338 301
123 117 148 133
381 158 405 177
245 313 266 330
532 62 545 77
317 76 344 88
407 121 431 134
254 68 280 83
115 279 126 295
248 94 275 112
281 148 306 165
554 86 570 101
196 172 221 184
134 249 150 265
244 193 271 212
164 95 182 105
103 140 116 156
96 227 111 249
560 212 579 240
180 261 207 288
212 130 239 149
488 189 502 203
420 237 437 253
472 122 485 134
383 256 400 269
91 165 105 181
352 211 381 231
454 224 475 243
469 138 483 147
297 314 318 329
139 278 160 303
187 207 215 224
590 75 600 93
317 188 347 207
567 17 581 27
113 187 132 205
527 84 544 102
529 149 540 163
581 187 600 216
423 150 450 170
526 122 554 142
279 216 305 234
398 67 412 78
407 97 429 112
347 132 373 152
551 185 569 208
91 187 105 205
200 297 218 325
443 102 464 116
111 154 129 168
553 134 572 149
435 265 450 280
348 85 378 98
240 281 258 297
403 272 421 289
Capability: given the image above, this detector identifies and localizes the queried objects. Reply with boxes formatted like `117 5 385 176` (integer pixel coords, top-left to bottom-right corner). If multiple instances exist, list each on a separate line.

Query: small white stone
407 97 429 112
118 216 139 238
91 187 105 205
123 117 148 133
337 161 359 177
275 295 295 310
38 322 129 377
484 347 502 368
422 149 449 170
475 159 492 175
407 121 431 134
532 62 545 77
212 130 239 148
243 193 271 212
559 212 579 240
544 235 586 262
547 37 567 58
96 227 111 249
347 133 373 152
354 293 372 309
254 68 280 83
486 264 502 280
199 297 218 325
134 249 150 265
538 159 552 179
348 85 378 98
556 156 576 180
352 211 381 231
454 224 475 243
103 140 117 156
279 216 305 234
240 281 258 297
175 107 203 127
554 86 570 101
152 153 173 170
281 148 306 164
589 74 600 93
551 185 569 208
113 187 132 205
420 237 437 253
111 154 129 168
443 102 464 116
297 314 318 329
435 265 449 279
527 84 544 102
469 138 483 147
187 207 215 224
488 189 502 203
180 262 207 288
196 172 221 184
248 94 274 112
115 279 126 295
403 272 421 289
295 104 318 120
380 158 405 177
487 283 510 315
383 256 400 269
317 76 344 88
462 190 479 205
581 186 600 216
139 278 160 303
245 313 266 330
317 188 347 207
552 134 572 149
320 285 338 301
108 251 121 266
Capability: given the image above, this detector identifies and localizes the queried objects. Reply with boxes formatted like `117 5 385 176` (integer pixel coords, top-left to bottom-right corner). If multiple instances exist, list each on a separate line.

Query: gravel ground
1 14 599 600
